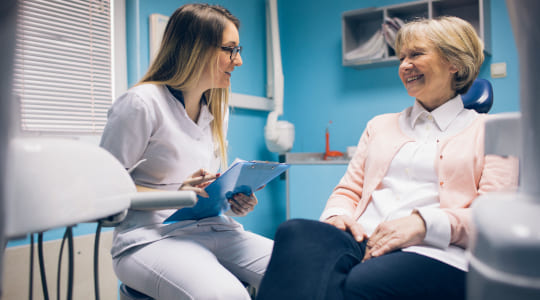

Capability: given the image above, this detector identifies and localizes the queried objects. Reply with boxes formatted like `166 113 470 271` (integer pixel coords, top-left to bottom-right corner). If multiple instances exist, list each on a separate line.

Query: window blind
13 0 112 134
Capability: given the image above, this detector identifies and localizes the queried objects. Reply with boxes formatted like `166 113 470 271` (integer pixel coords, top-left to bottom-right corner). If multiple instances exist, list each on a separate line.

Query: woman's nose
234 53 243 66
399 58 412 71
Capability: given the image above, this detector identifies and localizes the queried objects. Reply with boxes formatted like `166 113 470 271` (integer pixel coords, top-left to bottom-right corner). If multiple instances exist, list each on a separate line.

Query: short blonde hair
395 16 484 94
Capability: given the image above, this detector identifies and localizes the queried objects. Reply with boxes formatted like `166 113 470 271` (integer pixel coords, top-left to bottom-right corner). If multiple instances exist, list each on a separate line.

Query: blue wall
126 0 267 97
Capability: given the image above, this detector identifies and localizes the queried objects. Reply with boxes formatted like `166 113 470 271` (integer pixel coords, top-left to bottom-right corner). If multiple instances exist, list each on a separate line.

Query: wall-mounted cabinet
342 0 491 69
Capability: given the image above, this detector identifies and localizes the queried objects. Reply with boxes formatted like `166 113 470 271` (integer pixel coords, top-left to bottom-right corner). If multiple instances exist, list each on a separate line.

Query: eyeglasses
220 45 242 61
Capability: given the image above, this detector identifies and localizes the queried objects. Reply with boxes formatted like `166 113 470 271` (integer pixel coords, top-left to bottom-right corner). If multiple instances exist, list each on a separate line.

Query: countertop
285 152 351 165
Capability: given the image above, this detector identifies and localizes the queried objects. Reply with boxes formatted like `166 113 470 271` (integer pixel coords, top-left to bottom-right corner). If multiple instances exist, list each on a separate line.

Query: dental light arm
264 0 294 154
129 191 196 211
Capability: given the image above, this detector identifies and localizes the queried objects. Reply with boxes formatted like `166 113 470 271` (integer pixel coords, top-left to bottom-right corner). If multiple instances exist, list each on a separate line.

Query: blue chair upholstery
462 78 493 113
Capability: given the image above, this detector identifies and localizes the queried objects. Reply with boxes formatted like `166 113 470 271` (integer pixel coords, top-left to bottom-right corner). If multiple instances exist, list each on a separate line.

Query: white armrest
129 191 197 210
100 191 198 227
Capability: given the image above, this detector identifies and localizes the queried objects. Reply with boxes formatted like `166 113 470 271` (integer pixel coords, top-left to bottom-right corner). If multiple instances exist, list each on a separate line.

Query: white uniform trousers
113 218 273 300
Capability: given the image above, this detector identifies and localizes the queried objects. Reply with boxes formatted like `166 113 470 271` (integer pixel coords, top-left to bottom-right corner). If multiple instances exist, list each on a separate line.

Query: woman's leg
257 219 366 300
210 222 274 288
344 251 466 300
113 237 252 300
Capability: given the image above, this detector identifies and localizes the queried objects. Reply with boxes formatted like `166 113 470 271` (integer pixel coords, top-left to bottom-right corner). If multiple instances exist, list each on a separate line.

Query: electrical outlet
491 62 507 78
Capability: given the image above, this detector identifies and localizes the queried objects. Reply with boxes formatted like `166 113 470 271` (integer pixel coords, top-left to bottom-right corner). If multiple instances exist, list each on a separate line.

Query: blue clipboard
164 161 290 222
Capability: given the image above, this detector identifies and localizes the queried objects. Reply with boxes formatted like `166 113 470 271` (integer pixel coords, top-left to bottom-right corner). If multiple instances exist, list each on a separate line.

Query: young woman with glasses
100 4 272 299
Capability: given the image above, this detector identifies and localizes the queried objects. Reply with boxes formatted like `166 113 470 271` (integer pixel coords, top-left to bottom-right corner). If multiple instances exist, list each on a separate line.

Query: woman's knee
274 219 362 257
276 218 314 234
275 219 330 242
272 219 306 243
112 254 148 289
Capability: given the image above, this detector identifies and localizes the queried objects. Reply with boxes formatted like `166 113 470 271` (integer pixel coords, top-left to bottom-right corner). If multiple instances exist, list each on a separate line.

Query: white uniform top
100 83 229 258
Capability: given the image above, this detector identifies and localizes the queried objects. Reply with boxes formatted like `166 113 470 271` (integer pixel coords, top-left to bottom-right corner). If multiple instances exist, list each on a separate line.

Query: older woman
256 16 518 300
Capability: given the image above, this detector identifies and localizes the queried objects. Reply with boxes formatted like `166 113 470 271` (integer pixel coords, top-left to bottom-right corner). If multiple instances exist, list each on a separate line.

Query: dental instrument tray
164 160 289 222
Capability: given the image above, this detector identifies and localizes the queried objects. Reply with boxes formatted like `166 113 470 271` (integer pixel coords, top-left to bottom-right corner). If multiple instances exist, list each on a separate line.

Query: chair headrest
461 78 493 113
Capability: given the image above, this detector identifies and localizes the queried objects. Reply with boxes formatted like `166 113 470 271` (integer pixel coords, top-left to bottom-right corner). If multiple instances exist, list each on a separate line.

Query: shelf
344 56 399 69
342 0 491 69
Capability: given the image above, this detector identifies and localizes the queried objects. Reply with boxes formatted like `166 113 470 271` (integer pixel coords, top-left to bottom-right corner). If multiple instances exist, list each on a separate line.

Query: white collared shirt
360 95 478 271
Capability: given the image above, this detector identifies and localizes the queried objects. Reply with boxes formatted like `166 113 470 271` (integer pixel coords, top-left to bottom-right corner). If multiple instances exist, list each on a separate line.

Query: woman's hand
228 193 257 216
324 215 368 242
363 212 426 261
179 169 219 198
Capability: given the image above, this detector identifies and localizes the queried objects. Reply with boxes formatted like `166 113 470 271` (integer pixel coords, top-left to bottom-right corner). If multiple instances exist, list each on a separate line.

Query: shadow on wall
341 65 402 94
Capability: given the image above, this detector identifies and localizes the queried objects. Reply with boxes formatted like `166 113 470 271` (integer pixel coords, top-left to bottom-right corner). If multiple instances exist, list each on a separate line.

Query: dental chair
461 78 493 113
4 136 197 299
3 84 196 300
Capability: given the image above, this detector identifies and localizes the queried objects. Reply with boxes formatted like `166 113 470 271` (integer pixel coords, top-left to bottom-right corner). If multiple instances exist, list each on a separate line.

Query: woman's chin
216 79 230 89
406 89 419 98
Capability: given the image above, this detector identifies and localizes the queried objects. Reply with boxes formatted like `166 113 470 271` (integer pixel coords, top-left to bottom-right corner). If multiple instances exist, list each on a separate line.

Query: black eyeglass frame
220 45 242 60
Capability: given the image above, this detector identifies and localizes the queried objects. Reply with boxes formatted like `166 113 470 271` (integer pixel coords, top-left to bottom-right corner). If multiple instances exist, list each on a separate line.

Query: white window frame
112 0 127 100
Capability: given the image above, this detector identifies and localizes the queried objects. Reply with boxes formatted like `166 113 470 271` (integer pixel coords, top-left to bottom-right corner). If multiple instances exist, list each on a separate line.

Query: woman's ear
449 64 459 74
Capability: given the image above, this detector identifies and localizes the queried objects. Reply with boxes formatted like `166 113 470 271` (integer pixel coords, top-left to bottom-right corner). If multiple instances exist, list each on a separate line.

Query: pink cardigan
323 113 519 248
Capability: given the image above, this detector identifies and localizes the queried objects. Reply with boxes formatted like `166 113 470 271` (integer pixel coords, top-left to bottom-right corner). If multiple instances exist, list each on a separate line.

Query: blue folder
164 161 290 222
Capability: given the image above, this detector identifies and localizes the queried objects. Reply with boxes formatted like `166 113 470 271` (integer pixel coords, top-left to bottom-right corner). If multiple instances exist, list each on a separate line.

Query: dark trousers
257 219 465 300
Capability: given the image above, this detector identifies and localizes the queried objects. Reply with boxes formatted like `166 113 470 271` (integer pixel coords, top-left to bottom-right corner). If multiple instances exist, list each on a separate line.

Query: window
12 0 123 134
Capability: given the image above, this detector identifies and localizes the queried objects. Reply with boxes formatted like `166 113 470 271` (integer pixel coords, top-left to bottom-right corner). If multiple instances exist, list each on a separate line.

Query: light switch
491 62 507 78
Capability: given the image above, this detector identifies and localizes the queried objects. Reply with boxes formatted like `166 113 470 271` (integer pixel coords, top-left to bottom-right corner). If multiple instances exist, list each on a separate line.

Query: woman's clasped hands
325 212 427 261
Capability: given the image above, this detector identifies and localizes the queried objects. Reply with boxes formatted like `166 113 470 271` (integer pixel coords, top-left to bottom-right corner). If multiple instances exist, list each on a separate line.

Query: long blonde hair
395 16 484 94
137 4 240 169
